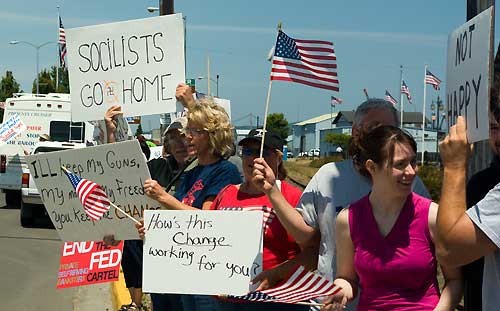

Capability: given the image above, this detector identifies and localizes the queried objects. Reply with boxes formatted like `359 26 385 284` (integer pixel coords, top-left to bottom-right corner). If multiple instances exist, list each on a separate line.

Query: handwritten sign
66 14 185 122
143 210 263 295
57 240 124 288
26 140 160 242
446 6 493 142
0 114 27 144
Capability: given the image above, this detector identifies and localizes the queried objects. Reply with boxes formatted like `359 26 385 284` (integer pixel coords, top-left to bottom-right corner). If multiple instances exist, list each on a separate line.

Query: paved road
0 196 113 311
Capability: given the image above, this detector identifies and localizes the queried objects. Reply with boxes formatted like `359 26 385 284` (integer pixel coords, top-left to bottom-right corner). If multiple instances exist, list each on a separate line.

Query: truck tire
20 201 35 227
5 190 21 209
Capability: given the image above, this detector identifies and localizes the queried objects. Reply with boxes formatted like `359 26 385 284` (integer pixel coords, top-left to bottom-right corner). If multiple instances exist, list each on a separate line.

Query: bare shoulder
428 202 438 239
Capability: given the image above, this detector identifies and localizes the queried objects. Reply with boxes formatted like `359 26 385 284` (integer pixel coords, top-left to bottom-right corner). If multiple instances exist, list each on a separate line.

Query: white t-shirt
466 181 500 311
296 159 431 279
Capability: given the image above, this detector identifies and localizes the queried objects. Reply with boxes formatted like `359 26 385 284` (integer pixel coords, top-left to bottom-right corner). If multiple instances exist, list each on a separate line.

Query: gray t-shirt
466 181 500 311
296 159 430 309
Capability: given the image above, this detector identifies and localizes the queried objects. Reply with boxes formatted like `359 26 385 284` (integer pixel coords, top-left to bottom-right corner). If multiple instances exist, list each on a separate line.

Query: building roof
333 111 430 125
294 113 339 126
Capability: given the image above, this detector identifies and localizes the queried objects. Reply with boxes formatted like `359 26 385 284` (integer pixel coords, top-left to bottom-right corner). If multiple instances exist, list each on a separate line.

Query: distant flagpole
399 65 404 128
421 64 428 166
56 5 60 90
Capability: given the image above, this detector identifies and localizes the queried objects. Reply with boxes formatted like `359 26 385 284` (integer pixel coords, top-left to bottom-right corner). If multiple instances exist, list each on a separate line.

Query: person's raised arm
252 157 317 247
175 83 196 110
436 116 496 267
104 105 123 143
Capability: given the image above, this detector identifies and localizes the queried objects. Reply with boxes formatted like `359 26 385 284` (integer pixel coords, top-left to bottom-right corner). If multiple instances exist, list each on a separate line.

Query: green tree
0 71 22 120
266 113 289 140
31 66 70 94
324 132 351 153
135 124 144 137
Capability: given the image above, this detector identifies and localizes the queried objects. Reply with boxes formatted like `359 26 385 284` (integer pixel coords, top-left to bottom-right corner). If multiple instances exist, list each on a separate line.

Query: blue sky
1 0 498 131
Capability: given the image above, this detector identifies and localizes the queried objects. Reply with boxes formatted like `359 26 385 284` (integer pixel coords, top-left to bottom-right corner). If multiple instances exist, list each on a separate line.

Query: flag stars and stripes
425 70 441 91
229 266 342 305
401 80 412 104
64 170 111 221
385 90 398 106
271 30 339 92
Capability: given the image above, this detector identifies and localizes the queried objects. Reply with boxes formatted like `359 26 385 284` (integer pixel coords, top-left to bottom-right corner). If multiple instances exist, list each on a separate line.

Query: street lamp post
197 75 220 97
9 40 57 95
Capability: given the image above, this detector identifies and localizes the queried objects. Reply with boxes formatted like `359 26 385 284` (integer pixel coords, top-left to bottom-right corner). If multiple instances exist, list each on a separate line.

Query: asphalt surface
0 193 114 311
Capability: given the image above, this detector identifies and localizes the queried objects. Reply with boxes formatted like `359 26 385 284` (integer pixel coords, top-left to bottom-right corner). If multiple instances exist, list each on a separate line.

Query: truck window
49 121 85 142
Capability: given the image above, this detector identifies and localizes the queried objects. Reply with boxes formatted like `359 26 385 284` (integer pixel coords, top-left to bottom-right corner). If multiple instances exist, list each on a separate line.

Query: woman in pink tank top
321 125 462 311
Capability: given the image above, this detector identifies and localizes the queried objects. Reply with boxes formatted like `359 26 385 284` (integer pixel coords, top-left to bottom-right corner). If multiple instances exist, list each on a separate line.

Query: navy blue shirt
174 159 242 208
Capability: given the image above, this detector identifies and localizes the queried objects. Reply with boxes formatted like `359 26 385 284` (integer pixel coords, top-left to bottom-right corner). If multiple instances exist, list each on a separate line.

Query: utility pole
159 0 174 135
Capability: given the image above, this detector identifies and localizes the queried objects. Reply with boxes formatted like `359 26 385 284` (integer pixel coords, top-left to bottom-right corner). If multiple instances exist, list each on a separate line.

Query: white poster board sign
26 140 160 242
0 114 26 145
66 14 185 122
446 6 493 142
143 210 263 295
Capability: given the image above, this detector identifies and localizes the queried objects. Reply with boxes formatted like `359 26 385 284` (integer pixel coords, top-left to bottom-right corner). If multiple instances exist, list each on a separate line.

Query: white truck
0 93 96 209
21 141 86 226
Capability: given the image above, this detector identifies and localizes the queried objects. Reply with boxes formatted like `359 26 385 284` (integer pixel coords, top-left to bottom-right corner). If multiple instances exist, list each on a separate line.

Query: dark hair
139 140 151 160
349 124 416 178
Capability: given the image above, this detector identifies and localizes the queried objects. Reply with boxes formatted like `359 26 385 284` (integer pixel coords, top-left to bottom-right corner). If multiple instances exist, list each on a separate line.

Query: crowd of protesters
99 80 500 311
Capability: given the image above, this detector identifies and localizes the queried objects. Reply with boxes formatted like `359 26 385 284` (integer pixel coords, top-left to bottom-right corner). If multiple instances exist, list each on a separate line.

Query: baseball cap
163 117 187 136
238 128 284 150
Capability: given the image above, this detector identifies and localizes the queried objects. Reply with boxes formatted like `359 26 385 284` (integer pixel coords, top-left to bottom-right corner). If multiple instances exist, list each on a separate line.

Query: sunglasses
241 147 271 157
184 128 205 137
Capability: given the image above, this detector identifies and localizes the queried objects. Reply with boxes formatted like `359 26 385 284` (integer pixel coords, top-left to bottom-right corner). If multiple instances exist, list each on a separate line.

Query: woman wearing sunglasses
211 129 308 311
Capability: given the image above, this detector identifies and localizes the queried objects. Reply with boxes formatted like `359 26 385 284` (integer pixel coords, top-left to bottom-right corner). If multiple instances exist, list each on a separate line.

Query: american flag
331 96 342 106
270 30 339 91
59 16 67 68
218 206 275 232
425 70 441 90
385 90 397 106
63 170 111 221
401 80 412 104
229 266 341 305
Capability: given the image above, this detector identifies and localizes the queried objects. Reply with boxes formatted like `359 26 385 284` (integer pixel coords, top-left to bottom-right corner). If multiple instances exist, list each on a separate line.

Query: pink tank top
348 192 440 311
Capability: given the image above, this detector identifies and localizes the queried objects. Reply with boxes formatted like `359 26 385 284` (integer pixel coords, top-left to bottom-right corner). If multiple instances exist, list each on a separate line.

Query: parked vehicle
286 151 294 158
298 151 308 157
1 93 96 208
308 148 320 157
20 141 86 227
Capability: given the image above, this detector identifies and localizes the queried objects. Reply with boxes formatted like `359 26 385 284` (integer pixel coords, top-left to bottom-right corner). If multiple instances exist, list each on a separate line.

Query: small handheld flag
62 166 142 225
425 70 441 90
385 90 398 106
63 168 110 220
229 266 341 305
270 30 339 91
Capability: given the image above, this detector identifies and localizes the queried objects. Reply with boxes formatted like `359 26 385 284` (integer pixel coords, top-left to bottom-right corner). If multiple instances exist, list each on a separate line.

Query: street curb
112 266 130 310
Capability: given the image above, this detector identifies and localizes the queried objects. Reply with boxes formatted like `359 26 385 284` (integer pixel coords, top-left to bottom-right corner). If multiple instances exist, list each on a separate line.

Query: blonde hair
188 97 234 158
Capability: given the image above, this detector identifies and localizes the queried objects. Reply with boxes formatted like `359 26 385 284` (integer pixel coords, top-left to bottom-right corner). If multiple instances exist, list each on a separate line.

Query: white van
0 93 95 207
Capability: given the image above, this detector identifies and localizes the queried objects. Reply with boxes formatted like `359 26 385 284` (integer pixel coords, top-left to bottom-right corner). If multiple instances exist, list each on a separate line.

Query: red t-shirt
210 181 302 270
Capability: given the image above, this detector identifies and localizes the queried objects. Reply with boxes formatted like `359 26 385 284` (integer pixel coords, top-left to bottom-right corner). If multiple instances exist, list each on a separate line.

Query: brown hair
349 124 417 179
275 150 288 180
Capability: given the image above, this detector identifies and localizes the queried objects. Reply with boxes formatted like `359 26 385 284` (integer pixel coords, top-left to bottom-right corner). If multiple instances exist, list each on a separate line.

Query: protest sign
26 140 160 242
0 114 26 144
57 240 124 289
66 14 185 122
143 210 263 295
446 6 493 142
